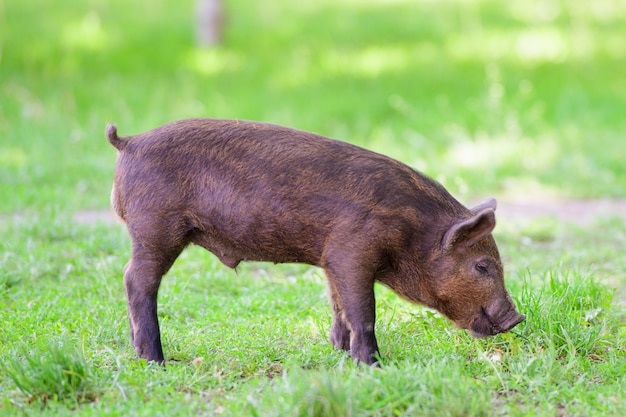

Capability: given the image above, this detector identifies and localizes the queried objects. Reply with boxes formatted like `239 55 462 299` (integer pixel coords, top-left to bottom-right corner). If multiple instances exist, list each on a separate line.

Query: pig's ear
470 198 497 214
443 208 496 250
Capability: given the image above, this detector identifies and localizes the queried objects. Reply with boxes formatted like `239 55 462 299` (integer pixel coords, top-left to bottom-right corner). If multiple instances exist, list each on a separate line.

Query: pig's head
427 198 524 337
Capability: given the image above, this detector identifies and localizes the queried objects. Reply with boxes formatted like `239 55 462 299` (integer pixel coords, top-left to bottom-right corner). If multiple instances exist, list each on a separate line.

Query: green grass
1 0 625 415
1 215 624 415
3 341 101 405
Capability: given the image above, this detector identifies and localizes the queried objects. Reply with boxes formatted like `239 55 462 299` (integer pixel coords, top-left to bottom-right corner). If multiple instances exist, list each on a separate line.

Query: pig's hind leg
123 226 187 363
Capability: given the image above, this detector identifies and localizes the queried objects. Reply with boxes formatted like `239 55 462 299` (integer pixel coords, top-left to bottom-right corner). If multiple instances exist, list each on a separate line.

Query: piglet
107 118 524 365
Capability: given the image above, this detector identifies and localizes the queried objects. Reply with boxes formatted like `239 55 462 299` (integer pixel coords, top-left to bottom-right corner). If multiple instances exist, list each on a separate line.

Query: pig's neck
378 218 444 307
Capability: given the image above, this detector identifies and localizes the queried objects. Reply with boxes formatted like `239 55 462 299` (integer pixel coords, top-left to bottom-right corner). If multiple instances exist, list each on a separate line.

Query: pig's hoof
355 355 381 368
329 322 351 351
330 332 351 351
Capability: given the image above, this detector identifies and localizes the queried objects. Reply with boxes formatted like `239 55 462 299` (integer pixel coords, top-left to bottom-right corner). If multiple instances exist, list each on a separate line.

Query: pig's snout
470 298 525 338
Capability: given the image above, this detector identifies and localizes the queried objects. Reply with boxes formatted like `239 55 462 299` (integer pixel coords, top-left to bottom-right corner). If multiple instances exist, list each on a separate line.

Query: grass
1 215 624 415
3 341 101 405
1 0 625 415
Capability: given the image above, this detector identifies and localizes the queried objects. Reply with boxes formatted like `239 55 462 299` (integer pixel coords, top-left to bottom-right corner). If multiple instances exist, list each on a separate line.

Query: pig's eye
475 262 489 274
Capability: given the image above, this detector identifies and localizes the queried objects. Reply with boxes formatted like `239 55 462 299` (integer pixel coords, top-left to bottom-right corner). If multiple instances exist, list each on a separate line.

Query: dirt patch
72 199 626 226
494 199 626 225
73 209 120 225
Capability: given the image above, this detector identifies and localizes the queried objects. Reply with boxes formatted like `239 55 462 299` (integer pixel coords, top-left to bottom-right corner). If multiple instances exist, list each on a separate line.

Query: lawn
1 0 625 416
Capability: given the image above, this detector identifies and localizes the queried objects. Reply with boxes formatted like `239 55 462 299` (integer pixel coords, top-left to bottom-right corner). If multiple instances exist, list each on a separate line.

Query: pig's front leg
324 257 380 366
328 283 351 351
343 287 379 366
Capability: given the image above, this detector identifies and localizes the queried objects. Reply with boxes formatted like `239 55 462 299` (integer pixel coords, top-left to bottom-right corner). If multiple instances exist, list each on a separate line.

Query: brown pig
107 118 524 366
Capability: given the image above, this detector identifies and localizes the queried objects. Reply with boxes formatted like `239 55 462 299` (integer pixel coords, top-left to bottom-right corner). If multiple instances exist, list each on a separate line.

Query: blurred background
1 0 625 214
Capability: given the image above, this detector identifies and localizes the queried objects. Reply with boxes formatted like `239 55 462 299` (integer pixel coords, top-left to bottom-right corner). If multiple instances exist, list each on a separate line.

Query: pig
107 118 524 366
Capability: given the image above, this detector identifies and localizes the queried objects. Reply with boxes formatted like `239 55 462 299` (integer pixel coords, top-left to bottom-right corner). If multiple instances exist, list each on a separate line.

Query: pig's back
125 118 450 206
116 119 467 263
